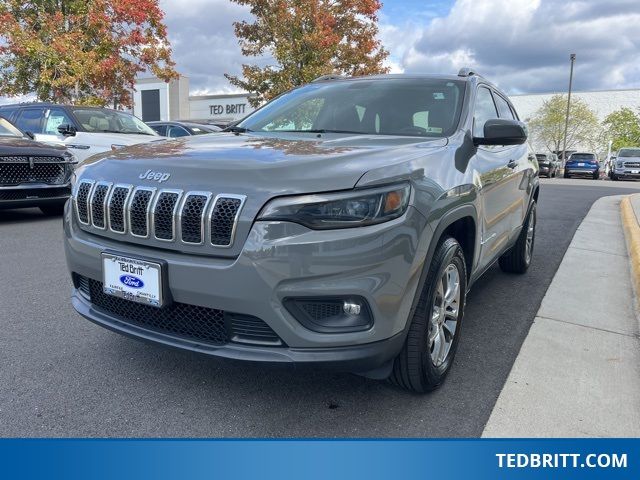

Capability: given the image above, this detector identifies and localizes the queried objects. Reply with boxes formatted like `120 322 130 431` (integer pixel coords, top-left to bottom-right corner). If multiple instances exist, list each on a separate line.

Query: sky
160 0 640 96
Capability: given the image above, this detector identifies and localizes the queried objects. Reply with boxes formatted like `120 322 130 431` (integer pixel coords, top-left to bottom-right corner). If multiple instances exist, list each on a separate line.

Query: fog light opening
283 296 373 333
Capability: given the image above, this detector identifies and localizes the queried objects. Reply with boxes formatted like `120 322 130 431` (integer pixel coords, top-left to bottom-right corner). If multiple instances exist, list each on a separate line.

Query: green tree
0 0 177 108
528 95 602 156
602 107 640 152
226 0 389 107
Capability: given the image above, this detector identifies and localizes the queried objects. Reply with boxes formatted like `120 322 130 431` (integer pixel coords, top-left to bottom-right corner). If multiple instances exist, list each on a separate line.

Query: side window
14 108 45 134
151 125 167 136
473 87 498 138
493 94 515 120
167 126 189 138
44 108 75 135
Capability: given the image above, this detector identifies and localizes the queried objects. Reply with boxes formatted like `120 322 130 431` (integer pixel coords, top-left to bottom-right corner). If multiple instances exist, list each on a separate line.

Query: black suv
0 117 76 215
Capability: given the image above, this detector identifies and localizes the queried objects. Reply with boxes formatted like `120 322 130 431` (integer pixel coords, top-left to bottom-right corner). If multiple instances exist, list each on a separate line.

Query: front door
473 87 523 271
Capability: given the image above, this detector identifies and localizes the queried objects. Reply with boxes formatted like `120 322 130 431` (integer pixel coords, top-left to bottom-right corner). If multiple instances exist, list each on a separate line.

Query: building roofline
189 93 254 101
510 87 640 97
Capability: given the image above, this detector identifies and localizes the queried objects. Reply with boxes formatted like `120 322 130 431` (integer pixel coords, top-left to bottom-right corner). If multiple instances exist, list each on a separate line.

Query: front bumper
614 169 640 180
63 201 430 370
0 183 71 209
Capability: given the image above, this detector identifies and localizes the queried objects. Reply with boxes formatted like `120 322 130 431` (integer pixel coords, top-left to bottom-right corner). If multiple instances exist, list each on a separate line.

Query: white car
0 103 163 163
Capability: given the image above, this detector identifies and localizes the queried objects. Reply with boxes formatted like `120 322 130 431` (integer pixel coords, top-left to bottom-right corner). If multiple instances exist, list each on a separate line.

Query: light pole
562 53 576 161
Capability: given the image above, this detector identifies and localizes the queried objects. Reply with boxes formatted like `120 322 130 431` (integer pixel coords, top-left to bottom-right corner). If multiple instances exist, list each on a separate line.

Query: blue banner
0 439 637 479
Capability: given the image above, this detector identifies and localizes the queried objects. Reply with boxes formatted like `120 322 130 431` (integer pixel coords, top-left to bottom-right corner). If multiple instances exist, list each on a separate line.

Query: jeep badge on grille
139 169 171 183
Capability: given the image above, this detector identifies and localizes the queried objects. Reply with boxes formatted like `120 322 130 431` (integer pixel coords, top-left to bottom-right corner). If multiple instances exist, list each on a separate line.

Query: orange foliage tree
226 0 389 106
0 0 177 108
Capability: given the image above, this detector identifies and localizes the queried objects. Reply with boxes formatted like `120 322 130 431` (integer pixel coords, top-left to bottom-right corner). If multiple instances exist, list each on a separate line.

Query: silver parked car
611 148 640 181
64 70 539 392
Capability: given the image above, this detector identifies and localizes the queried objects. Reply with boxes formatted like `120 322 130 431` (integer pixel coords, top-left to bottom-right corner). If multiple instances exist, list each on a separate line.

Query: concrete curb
621 194 640 299
482 195 640 437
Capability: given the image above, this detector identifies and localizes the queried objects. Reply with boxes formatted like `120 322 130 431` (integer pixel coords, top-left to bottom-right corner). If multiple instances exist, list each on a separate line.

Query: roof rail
458 67 477 77
311 74 346 83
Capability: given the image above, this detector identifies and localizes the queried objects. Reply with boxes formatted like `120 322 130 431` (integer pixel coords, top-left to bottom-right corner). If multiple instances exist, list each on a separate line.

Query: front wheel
564 172 570 178
499 202 536 274
389 237 467 393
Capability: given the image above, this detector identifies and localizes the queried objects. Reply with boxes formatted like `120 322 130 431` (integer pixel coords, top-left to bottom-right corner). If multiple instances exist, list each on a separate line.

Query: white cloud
154 0 640 95
401 0 640 93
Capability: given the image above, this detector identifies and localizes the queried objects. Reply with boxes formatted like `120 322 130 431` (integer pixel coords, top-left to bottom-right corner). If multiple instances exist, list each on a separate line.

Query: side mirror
474 119 528 146
24 131 35 140
57 124 77 137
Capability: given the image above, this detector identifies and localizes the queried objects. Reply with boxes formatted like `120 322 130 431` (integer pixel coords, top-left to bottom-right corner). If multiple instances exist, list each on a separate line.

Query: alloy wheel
428 263 461 367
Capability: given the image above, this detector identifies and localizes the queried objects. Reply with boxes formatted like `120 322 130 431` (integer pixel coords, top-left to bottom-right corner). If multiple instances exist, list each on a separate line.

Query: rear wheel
389 237 467 393
499 203 536 274
39 203 66 216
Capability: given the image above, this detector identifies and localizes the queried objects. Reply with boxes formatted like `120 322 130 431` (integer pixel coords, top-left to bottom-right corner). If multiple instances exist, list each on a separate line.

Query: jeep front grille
624 162 640 168
0 156 69 186
74 179 246 248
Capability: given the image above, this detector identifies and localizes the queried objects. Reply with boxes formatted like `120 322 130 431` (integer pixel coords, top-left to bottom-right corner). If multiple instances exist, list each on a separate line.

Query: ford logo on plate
119 274 144 289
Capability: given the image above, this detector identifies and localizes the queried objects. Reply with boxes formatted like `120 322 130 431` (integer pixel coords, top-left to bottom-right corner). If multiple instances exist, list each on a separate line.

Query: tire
612 174 618 181
564 172 570 178
592 172 599 180
499 202 536 274
39 203 66 216
389 237 467 393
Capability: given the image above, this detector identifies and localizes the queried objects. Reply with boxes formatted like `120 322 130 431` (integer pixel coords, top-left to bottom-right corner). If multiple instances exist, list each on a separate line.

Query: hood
79 132 447 195
0 136 68 157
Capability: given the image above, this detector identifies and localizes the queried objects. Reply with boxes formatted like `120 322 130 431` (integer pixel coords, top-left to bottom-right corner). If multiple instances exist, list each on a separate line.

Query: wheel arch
408 204 478 321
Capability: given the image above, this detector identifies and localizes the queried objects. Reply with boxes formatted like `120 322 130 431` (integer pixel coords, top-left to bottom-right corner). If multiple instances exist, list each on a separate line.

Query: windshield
0 117 23 137
535 154 548 161
238 78 465 137
71 108 157 135
618 148 640 158
569 153 596 161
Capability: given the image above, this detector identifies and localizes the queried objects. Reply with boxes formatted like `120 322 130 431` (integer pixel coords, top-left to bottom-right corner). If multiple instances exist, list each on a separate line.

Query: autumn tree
226 0 389 107
0 0 177 108
528 94 602 156
602 107 640 151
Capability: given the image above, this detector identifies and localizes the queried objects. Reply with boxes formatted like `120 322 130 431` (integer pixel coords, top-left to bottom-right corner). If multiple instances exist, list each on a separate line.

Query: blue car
563 152 600 180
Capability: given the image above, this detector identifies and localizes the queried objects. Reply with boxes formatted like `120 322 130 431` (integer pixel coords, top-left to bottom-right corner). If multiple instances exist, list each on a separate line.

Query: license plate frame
101 252 164 308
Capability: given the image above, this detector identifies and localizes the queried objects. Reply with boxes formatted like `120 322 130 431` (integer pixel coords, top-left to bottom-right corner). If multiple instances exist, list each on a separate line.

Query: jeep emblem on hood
139 169 171 183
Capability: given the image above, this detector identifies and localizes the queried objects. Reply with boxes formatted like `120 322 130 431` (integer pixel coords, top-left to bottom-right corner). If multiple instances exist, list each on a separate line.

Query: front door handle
507 159 518 169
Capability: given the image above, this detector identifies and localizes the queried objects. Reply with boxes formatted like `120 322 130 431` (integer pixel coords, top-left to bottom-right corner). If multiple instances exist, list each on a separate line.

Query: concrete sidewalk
483 195 640 437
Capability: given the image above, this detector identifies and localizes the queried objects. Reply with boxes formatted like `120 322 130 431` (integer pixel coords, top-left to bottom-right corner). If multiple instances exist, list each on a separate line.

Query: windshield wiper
277 129 367 135
223 126 252 133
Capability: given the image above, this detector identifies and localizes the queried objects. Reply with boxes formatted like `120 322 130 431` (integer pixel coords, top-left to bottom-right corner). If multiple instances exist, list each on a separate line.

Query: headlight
617 161 624 168
258 183 411 230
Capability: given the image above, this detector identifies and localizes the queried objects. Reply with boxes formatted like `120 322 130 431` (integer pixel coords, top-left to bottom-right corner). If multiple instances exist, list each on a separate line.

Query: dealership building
133 76 255 125
133 75 640 131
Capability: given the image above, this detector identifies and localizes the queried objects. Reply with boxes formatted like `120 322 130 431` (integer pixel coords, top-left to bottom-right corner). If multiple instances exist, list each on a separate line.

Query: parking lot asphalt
1 178 640 438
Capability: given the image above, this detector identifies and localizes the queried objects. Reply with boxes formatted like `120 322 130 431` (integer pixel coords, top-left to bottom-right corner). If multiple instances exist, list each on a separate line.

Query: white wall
188 94 254 123
510 89 640 122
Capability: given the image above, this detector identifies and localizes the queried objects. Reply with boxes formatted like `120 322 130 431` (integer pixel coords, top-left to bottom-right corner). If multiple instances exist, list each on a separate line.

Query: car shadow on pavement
0 208 62 225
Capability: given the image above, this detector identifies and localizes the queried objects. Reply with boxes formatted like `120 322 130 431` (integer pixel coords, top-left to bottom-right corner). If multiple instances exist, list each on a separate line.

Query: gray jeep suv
64 70 539 392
